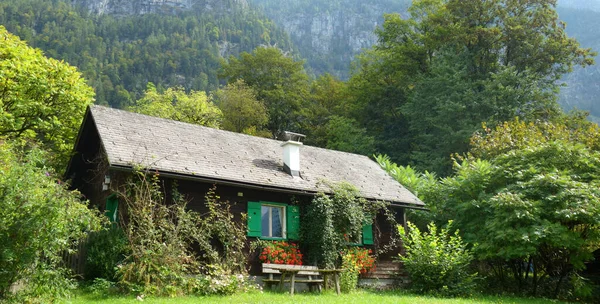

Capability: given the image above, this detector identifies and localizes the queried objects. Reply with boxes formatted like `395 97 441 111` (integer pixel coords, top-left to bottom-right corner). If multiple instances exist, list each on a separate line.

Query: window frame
260 203 287 240
258 201 287 240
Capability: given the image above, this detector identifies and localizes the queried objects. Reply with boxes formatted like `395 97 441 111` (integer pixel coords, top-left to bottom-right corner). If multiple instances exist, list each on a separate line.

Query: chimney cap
283 131 306 143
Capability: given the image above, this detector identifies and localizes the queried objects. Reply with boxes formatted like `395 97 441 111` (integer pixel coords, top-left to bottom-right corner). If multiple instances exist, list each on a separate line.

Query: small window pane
261 206 269 237
271 207 283 238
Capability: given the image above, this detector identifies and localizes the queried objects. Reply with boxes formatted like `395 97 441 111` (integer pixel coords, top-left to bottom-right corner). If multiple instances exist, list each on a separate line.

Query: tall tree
220 47 310 138
128 83 222 128
213 79 269 136
0 26 94 169
301 73 352 147
349 0 595 175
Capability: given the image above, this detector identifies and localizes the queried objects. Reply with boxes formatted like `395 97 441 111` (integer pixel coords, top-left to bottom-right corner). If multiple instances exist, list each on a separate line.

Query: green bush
115 170 248 296
399 221 476 297
0 144 103 302
85 226 129 281
85 278 118 298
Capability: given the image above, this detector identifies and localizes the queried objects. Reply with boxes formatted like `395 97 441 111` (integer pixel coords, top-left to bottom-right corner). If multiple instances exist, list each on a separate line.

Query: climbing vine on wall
300 182 399 268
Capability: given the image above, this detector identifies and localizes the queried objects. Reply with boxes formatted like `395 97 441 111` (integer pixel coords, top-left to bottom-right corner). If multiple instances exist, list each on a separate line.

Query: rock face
560 0 600 13
72 0 248 16
249 0 410 78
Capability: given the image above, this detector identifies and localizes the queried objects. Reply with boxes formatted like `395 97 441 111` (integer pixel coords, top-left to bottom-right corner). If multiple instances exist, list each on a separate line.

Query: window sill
260 237 287 241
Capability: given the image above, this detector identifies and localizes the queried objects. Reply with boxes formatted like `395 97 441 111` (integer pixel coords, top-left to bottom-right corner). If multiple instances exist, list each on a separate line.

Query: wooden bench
262 263 324 294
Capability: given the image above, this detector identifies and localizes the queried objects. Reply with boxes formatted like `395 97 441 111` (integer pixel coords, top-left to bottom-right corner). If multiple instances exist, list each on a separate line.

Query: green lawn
66 290 566 304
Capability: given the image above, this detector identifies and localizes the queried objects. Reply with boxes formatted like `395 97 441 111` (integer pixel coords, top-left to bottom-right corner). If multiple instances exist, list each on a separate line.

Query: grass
66 289 567 304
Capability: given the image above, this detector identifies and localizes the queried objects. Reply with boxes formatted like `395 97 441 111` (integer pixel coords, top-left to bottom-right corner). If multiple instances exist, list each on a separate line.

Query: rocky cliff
72 0 248 16
249 0 411 78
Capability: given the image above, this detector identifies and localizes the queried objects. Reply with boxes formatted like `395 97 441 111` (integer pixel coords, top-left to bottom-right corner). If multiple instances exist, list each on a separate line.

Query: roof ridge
90 105 374 159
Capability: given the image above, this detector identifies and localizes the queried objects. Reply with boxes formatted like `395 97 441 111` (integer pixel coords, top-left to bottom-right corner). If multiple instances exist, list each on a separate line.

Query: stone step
361 260 407 279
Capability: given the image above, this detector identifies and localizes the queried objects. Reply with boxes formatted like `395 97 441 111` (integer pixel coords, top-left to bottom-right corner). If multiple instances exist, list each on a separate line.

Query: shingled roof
84 105 424 207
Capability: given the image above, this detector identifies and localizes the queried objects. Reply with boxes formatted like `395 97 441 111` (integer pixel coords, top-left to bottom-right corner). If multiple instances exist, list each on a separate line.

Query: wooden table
265 264 342 295
316 268 343 295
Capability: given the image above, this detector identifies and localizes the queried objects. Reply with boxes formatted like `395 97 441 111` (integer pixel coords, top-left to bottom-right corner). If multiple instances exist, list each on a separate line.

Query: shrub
0 144 103 301
85 226 129 281
258 241 303 265
115 170 248 296
399 221 476 297
116 172 196 296
85 278 118 298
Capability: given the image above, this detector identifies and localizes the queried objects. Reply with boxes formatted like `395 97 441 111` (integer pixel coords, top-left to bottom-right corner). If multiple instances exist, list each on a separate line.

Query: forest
2 0 600 302
0 0 294 109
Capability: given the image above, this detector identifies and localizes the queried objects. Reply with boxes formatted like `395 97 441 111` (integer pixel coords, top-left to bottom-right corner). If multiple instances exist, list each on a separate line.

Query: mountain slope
72 0 249 16
0 0 294 107
557 5 600 120
250 0 411 79
252 0 600 119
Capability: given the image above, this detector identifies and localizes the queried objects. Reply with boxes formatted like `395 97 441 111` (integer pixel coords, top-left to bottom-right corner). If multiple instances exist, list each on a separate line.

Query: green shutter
247 201 262 237
286 205 300 240
105 195 118 223
362 223 373 245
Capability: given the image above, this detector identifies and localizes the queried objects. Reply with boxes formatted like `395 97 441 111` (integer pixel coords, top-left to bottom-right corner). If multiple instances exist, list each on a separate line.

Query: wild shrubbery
399 222 476 297
381 117 600 300
93 170 252 297
0 144 103 302
85 226 129 281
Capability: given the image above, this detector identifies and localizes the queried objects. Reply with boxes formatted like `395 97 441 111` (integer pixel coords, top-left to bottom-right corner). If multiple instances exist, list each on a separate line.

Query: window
261 205 285 238
346 223 374 246
247 201 299 240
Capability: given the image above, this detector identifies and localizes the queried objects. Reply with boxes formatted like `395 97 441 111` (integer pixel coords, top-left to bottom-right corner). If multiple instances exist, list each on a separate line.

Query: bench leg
279 273 286 292
334 273 340 295
290 273 296 295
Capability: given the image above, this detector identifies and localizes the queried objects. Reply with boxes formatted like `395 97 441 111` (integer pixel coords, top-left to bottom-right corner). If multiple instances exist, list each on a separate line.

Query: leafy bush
196 188 248 273
115 170 248 296
0 144 103 301
399 221 476 297
85 226 129 281
85 278 118 298
115 172 202 296
258 241 303 265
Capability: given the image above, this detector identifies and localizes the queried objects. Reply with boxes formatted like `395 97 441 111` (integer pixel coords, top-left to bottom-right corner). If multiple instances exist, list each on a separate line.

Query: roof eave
107 164 426 209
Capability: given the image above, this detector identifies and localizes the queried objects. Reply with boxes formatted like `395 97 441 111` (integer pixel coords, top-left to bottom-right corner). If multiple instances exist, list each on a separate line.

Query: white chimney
281 131 305 177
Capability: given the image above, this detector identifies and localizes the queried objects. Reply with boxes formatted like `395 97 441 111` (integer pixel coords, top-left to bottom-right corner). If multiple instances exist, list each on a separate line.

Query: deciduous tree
220 47 310 138
213 79 269 136
0 26 94 169
350 0 595 174
128 83 222 128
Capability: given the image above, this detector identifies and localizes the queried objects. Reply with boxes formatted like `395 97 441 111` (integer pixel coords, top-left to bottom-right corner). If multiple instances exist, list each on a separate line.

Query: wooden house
65 105 425 282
